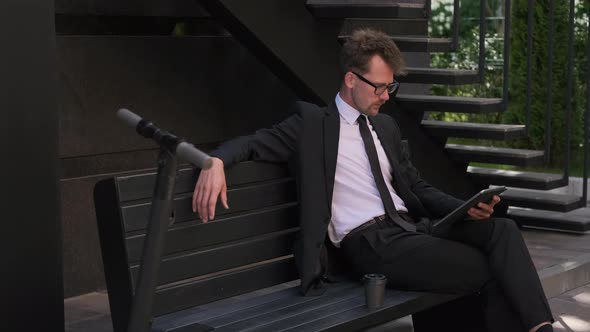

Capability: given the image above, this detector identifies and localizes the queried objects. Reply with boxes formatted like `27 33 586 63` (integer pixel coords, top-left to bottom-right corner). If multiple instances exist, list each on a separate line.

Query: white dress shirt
328 93 408 247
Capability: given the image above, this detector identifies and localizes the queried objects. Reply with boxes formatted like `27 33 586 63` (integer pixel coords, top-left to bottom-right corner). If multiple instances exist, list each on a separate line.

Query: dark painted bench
94 161 462 332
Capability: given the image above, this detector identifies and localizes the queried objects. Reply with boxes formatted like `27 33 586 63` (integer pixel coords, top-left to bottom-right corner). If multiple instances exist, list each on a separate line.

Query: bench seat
153 280 457 332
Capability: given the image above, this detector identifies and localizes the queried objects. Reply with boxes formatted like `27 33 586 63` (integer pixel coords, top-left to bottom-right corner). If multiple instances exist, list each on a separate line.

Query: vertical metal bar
503 0 511 107
425 0 432 20
544 0 555 164
525 0 534 131
478 0 486 81
452 0 460 50
564 0 575 179
128 148 178 332
584 13 590 205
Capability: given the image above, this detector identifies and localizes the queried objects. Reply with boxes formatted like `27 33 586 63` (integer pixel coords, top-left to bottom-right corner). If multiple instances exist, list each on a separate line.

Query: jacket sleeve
209 110 302 168
388 117 464 218
398 140 464 217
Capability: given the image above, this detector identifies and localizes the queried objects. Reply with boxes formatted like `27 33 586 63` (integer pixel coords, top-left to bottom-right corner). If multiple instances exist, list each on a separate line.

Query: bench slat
125 204 298 262
206 284 362 330
116 161 289 202
153 257 298 316
121 179 296 232
248 296 368 332
130 229 298 286
152 283 301 332
280 291 459 332
154 282 358 332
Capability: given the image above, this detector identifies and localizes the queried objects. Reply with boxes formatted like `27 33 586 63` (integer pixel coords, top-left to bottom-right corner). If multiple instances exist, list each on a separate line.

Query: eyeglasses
352 72 400 96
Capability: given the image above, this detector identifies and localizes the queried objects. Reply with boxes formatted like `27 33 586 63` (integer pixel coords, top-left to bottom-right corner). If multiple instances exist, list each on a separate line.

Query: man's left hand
467 195 501 220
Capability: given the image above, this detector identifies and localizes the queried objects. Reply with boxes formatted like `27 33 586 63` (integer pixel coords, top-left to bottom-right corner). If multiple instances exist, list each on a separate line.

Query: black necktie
357 115 416 232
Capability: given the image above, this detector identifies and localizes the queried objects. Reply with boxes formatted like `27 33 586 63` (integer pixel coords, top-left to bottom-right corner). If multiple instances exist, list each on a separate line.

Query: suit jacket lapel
323 102 340 209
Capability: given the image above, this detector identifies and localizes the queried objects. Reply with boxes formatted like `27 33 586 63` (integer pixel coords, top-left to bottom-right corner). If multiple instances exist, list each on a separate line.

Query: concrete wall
59 35 299 297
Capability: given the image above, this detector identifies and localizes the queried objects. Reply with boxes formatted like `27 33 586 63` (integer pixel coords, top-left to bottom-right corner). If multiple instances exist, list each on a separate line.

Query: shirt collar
335 93 363 125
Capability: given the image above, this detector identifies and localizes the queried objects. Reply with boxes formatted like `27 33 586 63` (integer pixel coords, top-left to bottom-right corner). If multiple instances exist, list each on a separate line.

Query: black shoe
537 324 554 332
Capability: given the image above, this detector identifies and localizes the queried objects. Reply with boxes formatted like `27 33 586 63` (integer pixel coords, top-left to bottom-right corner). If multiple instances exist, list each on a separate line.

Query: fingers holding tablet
468 195 501 220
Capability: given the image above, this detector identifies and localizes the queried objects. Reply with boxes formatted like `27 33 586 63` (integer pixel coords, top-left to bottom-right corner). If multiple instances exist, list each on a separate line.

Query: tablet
432 186 507 230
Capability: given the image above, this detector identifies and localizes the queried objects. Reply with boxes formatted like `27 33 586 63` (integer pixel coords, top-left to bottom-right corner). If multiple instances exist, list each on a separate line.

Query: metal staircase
197 0 590 233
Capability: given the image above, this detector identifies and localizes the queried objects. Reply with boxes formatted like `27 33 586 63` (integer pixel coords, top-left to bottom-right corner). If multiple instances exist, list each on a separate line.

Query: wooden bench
94 161 463 332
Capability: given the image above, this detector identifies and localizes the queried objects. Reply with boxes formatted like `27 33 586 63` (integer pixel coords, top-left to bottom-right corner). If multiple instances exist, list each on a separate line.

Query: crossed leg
341 217 553 331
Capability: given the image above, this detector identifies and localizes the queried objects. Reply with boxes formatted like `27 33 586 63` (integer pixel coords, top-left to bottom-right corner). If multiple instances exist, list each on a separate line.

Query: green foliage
504 0 585 166
428 0 589 168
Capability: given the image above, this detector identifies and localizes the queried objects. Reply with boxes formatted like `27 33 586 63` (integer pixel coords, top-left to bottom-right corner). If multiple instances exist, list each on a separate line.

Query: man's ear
344 72 355 89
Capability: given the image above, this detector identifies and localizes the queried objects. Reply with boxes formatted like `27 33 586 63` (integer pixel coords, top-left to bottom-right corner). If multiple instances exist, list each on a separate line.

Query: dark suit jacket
211 101 463 296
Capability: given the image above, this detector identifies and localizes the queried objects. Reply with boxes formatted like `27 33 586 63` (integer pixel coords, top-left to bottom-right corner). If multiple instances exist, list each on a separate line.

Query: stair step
339 35 453 52
509 207 590 233
467 167 567 190
445 144 544 166
422 121 526 140
307 0 427 19
391 36 453 52
503 189 585 212
396 95 504 113
400 67 480 85
342 18 429 37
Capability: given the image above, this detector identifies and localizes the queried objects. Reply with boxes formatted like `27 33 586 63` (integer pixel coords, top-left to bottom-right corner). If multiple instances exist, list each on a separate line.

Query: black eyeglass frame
352 72 400 96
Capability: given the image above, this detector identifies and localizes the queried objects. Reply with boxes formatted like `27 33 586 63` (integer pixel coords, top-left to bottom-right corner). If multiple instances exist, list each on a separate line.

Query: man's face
349 55 395 117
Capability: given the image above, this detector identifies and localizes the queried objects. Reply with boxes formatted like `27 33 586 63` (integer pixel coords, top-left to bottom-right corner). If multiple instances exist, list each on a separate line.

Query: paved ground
64 228 590 332
551 284 590 331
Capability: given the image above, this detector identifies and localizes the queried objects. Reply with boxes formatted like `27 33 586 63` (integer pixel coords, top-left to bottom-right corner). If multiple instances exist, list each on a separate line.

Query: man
192 29 554 332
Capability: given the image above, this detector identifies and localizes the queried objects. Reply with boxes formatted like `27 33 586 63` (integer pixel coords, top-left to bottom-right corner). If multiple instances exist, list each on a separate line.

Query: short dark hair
340 29 406 78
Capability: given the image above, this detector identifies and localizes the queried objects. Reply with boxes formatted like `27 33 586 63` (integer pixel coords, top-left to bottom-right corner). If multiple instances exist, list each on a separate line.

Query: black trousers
340 216 554 331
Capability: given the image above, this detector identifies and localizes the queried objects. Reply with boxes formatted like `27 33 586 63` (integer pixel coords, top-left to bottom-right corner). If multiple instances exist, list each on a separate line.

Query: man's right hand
192 157 229 222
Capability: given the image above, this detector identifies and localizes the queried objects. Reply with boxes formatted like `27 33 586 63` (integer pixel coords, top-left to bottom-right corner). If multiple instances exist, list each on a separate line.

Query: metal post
525 0 534 131
478 0 486 82
503 0 511 108
564 0 575 179
584 13 590 205
545 0 555 164
452 0 460 50
128 147 178 332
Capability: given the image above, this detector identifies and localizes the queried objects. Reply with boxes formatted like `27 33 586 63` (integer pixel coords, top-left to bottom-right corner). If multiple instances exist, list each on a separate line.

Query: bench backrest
94 161 300 332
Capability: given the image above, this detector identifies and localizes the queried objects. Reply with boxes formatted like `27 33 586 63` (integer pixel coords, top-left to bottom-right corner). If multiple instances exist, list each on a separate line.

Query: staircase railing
452 0 461 50
525 0 534 131
478 0 486 82
564 0 575 180
584 12 590 204
502 0 511 108
544 0 555 164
